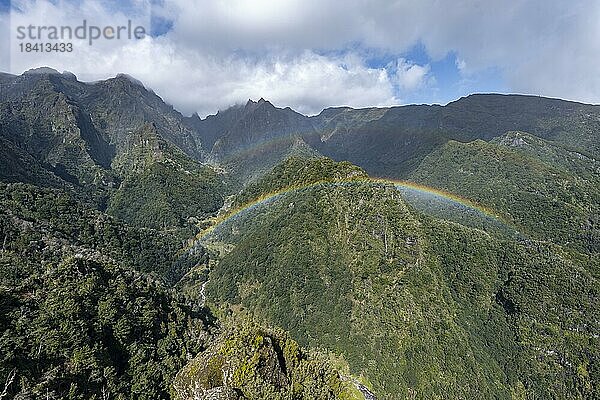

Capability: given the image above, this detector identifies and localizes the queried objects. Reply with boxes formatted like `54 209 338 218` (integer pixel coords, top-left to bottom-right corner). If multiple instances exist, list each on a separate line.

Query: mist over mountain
0 69 598 399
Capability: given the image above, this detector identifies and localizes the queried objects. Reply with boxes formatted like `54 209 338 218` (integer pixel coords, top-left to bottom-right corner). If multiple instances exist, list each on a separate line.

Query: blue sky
0 0 10 13
1 0 598 116
365 44 509 105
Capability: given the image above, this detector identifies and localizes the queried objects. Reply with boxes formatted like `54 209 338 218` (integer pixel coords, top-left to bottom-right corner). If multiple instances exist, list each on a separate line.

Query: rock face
171 321 363 400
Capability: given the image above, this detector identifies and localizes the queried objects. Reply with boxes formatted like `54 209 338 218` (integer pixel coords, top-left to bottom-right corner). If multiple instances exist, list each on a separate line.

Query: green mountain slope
306 105 447 178
106 124 225 231
410 131 600 252
234 156 367 206
185 93 600 180
0 77 116 190
173 318 364 400
189 99 322 185
206 99 316 158
1 70 599 399
0 70 227 230
307 94 600 178
0 256 212 399
0 182 203 285
0 177 362 400
200 157 598 399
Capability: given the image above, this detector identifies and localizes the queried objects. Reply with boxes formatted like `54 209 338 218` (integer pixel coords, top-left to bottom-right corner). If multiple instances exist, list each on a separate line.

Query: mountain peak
20 67 80 81
245 98 274 109
23 67 61 75
112 73 146 88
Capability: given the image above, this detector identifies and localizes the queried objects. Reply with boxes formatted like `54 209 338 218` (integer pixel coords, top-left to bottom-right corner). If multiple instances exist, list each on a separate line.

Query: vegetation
410 132 600 252
203 156 599 399
107 161 224 231
0 256 211 399
0 182 204 285
234 156 367 206
172 316 363 400
1 70 599 399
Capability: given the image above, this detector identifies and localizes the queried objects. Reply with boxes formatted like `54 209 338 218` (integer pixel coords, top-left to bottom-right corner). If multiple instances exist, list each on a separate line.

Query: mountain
105 123 225 230
0 69 226 230
0 72 116 190
201 157 599 399
0 69 598 399
410 131 599 252
186 92 600 180
0 69 204 161
193 98 314 157
440 94 600 154
5 69 598 193
0 171 356 400
307 104 445 177
188 98 319 184
305 94 600 178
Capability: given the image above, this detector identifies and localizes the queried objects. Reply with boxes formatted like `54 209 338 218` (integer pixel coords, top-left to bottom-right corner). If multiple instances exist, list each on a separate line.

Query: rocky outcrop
171 321 363 400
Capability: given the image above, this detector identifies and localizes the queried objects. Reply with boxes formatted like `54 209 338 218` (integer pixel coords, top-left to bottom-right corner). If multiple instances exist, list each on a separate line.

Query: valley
0 68 597 399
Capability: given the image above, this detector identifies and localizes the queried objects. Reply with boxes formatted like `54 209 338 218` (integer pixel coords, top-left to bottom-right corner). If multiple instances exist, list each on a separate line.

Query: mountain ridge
1 68 598 399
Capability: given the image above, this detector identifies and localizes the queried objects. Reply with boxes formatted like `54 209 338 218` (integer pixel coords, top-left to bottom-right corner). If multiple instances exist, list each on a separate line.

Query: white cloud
391 58 432 91
158 0 600 104
5 0 405 116
3 0 600 115
455 58 466 73
8 0 151 73
110 44 400 115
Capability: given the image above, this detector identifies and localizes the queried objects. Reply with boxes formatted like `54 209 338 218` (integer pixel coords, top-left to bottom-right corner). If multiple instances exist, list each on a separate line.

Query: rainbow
187 177 507 248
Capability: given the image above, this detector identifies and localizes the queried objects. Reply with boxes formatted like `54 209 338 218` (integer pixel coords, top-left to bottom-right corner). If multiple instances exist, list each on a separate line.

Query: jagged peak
245 98 275 109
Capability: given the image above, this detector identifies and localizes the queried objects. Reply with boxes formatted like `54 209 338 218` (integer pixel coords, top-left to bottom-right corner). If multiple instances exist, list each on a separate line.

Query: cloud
0 11 9 71
156 0 600 105
98 44 400 115
3 0 599 115
5 0 403 115
455 58 467 73
390 58 432 91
